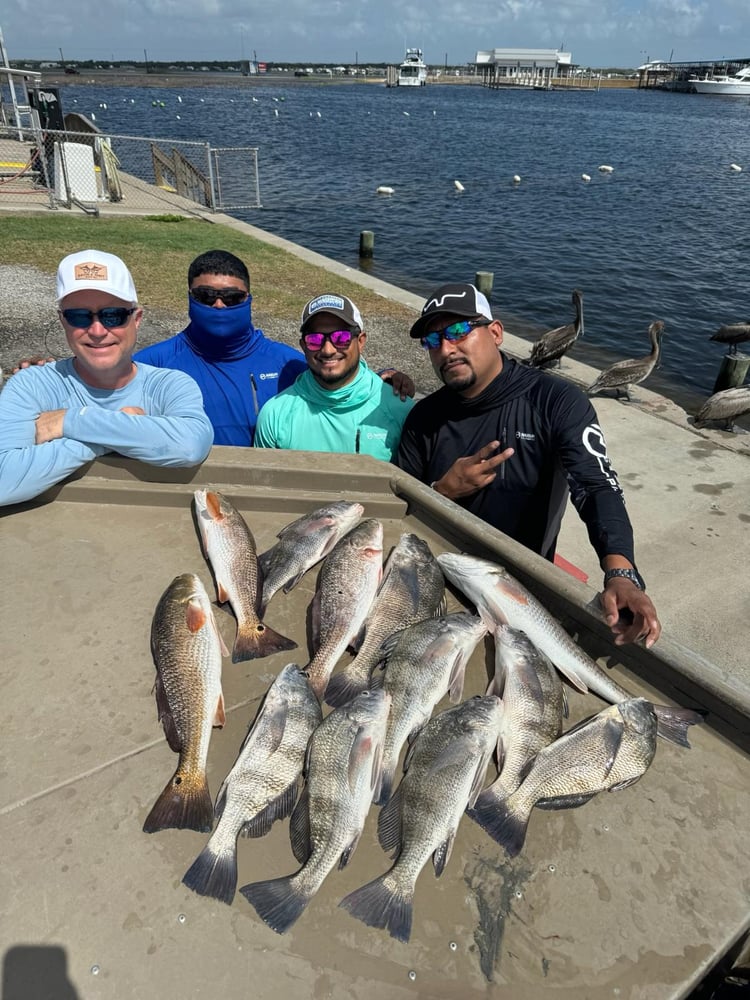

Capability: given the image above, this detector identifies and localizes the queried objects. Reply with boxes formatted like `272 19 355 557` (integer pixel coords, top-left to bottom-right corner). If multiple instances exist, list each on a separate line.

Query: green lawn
0 214 416 323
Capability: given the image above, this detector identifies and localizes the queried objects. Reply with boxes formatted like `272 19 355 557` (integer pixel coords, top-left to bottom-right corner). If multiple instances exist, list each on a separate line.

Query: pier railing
0 122 261 215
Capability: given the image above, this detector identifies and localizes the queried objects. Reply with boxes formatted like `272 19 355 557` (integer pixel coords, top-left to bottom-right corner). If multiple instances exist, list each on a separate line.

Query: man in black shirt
395 282 660 648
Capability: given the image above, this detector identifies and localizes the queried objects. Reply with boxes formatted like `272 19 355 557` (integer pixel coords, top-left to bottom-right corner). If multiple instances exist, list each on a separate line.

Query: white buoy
512 174 521 184
581 173 591 182
599 164 614 173
177 95 182 103
200 98 205 102
176 115 181 120
91 113 96 120
730 163 743 172
316 111 321 118
454 179 465 192
376 185 395 195
403 111 410 116
274 108 279 117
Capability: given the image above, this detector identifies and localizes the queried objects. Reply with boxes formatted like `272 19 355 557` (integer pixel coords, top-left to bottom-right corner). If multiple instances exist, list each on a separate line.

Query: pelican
694 386 750 432
709 322 750 356
528 289 584 368
586 321 665 401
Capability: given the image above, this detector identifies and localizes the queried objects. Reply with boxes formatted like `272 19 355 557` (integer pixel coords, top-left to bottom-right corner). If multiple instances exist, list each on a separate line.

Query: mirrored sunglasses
190 286 249 307
61 307 136 330
420 318 488 351
301 329 356 350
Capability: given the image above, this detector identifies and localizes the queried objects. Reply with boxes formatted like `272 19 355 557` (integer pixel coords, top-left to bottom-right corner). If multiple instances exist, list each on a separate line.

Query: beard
439 359 476 392
311 354 360 388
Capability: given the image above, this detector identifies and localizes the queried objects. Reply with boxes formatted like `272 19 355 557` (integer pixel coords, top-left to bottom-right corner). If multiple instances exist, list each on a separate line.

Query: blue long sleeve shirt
0 359 213 507
134 325 306 446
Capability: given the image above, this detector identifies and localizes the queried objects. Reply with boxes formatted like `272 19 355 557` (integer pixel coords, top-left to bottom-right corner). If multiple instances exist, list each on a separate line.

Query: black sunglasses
61 307 136 330
190 286 249 307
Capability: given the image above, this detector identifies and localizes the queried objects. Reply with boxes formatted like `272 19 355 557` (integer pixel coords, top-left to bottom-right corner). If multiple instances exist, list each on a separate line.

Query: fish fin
467 786 508 844
257 548 273 576
402 732 420 772
369 668 385 691
240 874 310 934
377 784 403 854
424 740 475 778
232 620 297 663
374 756 396 807
495 578 530 606
653 705 704 748
475 791 528 857
378 628 406 661
536 792 598 810
185 598 207 633
213 691 226 728
324 666 370 708
216 580 231 605
242 780 300 838
205 490 224 520
338 829 363 870
214 776 229 820
435 594 448 617
608 775 645 793
552 664 589 695
562 686 570 719
370 734 386 804
310 589 321 648
182 842 237 905
281 570 306 595
243 692 289 758
601 717 627 777
447 654 467 704
143 767 213 834
289 786 312 863
349 621 367 653
432 831 456 878
466 749 494 810
339 873 413 943
154 671 182 753
348 726 374 792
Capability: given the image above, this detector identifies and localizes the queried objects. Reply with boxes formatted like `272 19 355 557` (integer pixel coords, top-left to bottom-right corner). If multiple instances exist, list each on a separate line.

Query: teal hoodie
254 361 414 460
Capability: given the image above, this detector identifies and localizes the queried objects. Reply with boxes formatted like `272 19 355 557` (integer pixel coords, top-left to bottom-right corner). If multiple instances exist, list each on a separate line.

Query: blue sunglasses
420 319 489 350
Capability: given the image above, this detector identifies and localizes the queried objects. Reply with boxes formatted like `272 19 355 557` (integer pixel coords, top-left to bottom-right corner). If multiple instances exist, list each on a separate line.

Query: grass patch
0 214 417 324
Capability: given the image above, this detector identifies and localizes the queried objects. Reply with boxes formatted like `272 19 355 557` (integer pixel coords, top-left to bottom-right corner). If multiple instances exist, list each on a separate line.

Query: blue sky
2 0 748 67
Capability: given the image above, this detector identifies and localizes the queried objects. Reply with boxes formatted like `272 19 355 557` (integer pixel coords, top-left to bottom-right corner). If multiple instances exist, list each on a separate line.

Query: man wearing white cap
254 293 413 459
396 281 661 649
0 249 213 507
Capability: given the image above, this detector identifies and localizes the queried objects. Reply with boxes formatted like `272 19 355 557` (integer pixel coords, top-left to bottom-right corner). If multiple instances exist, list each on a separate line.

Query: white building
476 48 572 87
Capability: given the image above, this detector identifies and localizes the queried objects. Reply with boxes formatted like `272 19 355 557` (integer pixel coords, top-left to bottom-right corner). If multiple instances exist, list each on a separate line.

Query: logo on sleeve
582 423 622 494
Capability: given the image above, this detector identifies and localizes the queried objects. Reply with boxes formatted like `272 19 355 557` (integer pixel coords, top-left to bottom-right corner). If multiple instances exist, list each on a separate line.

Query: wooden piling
712 354 750 394
359 230 374 259
475 271 494 297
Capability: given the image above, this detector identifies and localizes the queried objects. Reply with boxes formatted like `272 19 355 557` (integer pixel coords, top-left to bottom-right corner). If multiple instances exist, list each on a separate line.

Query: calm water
64 81 750 400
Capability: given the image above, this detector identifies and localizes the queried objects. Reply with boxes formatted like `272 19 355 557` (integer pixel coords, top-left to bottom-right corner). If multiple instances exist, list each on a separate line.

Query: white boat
689 66 750 96
398 48 427 87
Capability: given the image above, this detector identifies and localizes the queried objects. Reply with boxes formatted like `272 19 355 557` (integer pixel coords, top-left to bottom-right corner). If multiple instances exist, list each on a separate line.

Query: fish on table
304 519 384 699
437 552 702 747
372 612 489 805
469 624 566 841
325 532 446 708
484 697 658 858
239 688 391 934
194 489 297 662
182 663 322 905
340 695 503 943
143 573 226 834
258 501 364 614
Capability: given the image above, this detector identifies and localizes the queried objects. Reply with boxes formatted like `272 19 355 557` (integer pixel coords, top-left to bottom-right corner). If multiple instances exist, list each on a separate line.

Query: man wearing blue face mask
133 250 306 447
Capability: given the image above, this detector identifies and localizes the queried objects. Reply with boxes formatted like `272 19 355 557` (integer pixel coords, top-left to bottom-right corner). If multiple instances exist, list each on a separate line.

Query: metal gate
210 146 261 210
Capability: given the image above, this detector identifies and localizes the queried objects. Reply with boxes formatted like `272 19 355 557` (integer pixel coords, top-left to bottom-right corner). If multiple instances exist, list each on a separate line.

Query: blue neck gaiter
185 295 260 361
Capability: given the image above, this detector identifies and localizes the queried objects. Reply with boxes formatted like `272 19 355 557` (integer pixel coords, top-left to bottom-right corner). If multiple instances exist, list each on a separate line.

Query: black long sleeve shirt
395 356 635 565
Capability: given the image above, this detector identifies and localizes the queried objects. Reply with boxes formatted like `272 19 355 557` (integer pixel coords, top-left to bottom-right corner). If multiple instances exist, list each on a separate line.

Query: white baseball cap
56 249 138 305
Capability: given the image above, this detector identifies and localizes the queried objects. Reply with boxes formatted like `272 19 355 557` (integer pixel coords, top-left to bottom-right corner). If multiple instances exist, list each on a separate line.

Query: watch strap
603 567 646 591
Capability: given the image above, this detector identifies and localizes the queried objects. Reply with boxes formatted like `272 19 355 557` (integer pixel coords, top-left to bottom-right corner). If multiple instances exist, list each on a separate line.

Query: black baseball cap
409 282 494 339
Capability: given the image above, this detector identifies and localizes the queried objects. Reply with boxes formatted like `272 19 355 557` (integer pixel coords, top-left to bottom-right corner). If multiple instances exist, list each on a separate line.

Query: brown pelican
528 289 584 368
586 321 665 401
694 386 750 431
709 322 750 356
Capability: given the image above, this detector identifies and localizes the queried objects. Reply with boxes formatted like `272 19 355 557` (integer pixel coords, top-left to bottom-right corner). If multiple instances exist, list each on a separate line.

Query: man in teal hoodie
253 293 414 460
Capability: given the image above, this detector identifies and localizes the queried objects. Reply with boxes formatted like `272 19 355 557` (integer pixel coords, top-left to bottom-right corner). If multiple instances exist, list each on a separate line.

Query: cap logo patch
74 262 109 281
424 290 471 314
309 294 345 314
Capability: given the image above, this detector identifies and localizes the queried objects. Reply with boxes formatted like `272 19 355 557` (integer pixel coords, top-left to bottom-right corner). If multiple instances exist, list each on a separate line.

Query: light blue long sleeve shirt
0 359 214 507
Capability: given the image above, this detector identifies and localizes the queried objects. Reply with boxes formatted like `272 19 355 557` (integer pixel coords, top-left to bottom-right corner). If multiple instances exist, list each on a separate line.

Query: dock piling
475 271 494 298
359 230 374 259
712 354 750 394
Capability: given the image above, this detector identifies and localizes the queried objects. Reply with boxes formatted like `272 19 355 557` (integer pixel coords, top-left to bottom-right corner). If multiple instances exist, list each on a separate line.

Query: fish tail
182 842 238 905
232 620 297 663
324 664 370 708
467 791 529 858
143 767 213 834
239 874 310 934
654 705 704 748
339 872 413 943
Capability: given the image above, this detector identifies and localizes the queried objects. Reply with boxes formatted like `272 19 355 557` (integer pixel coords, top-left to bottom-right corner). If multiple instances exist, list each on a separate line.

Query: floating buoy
581 173 591 182
274 108 279 117
316 111 321 118
403 111 410 116
177 95 182 103
512 174 522 184
176 115 181 120
376 185 395 195
598 164 614 173
454 179 465 192
730 163 743 172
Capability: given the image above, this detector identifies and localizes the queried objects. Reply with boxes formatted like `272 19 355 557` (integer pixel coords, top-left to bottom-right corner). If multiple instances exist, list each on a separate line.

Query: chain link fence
0 121 260 214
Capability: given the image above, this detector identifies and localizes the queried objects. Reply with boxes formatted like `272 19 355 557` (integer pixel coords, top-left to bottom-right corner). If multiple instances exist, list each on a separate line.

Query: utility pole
59 46 66 70
144 48 150 74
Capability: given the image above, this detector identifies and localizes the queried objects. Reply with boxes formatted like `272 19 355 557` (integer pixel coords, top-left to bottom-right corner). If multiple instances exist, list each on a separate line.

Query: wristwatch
604 567 646 591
